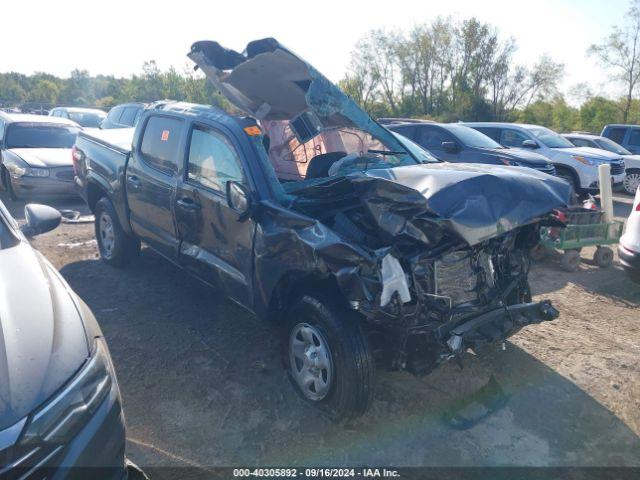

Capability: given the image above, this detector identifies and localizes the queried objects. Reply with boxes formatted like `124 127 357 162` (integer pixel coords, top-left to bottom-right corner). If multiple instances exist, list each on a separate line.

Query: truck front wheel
284 294 374 422
95 197 140 267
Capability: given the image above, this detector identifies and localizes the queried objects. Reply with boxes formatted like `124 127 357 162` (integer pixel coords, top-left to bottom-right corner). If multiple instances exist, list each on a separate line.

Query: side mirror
22 204 61 237
441 141 459 153
522 139 539 149
226 181 251 218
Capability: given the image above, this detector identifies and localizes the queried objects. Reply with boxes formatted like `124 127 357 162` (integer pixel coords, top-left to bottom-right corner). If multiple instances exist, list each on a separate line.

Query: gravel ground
6 192 640 474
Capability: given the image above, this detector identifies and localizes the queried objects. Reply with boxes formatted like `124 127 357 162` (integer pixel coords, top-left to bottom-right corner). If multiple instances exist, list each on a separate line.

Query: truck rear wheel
95 197 140 267
284 294 374 422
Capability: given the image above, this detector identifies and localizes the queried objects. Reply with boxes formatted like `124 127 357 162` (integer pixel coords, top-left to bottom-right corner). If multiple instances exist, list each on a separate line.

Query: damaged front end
188 37 568 376
284 165 567 375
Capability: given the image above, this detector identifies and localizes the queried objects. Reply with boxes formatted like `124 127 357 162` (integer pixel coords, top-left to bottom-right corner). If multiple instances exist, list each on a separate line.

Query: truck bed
78 127 135 155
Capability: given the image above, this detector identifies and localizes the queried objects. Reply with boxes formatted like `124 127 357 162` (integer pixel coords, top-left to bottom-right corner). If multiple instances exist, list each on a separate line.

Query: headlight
12 166 50 178
19 338 114 446
499 157 520 166
573 155 596 165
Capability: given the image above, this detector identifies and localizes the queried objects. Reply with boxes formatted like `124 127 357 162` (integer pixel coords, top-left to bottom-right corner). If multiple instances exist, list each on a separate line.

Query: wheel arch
265 270 345 323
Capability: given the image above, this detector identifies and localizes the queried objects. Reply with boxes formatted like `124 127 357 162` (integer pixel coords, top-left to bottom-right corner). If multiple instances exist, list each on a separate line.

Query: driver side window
416 127 451 149
187 125 244 193
500 129 528 147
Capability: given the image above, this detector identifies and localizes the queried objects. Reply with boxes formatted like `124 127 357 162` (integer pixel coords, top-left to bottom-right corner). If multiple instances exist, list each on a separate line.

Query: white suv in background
464 122 626 196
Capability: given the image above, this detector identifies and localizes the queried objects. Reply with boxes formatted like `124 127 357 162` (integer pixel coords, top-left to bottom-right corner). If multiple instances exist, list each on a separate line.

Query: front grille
536 165 556 176
54 167 75 182
610 160 625 175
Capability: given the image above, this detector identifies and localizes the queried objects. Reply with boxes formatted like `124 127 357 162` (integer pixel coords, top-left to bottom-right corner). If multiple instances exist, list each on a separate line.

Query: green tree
28 79 59 105
589 0 640 122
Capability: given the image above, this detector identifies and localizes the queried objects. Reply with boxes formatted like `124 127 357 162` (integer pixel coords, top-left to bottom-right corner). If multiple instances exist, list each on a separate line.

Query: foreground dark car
0 202 142 479
0 112 80 199
73 37 569 421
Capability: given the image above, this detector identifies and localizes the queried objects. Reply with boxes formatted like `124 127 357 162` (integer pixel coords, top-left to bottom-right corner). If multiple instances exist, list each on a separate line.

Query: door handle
177 197 201 211
127 175 141 189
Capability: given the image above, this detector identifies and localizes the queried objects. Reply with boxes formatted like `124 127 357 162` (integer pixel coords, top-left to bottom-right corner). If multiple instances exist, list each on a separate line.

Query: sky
0 0 631 102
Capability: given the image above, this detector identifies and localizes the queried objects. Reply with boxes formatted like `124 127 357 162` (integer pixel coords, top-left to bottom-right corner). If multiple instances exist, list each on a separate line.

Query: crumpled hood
293 162 570 247
0 243 89 430
552 146 621 161
7 148 73 168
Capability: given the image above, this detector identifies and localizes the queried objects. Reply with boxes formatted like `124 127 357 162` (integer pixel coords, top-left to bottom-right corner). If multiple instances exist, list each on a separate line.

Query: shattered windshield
261 121 418 188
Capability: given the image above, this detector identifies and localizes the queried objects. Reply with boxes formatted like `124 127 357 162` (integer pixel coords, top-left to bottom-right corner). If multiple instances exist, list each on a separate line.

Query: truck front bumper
441 300 559 355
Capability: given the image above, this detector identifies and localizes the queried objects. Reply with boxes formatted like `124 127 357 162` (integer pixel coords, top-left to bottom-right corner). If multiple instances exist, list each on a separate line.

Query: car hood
290 162 570 246
502 148 552 166
7 148 73 168
0 242 89 430
188 37 406 150
552 146 621 160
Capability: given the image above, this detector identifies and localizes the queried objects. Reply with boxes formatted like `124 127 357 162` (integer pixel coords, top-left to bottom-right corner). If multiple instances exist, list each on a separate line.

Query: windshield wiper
368 149 406 155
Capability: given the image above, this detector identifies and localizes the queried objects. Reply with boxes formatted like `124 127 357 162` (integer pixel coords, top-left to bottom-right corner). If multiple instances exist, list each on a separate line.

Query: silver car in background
0 112 80 199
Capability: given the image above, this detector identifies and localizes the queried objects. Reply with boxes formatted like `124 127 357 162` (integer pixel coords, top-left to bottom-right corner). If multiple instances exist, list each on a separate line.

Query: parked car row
381 119 631 198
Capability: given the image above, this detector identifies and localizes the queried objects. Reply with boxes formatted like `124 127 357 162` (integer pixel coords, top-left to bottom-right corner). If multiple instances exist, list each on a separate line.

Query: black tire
2 168 19 200
284 293 374 422
94 197 140 267
560 250 581 272
529 244 549 262
556 168 579 205
593 246 614 268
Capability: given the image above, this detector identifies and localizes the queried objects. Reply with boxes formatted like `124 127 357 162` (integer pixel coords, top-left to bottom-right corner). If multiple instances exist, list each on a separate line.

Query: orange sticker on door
161 130 170 141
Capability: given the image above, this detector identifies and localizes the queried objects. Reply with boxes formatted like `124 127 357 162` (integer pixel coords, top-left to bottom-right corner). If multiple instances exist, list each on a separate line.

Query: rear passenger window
570 138 592 148
140 116 183 174
187 126 244 193
108 106 124 124
475 127 499 141
120 107 138 126
629 129 640 146
606 127 626 144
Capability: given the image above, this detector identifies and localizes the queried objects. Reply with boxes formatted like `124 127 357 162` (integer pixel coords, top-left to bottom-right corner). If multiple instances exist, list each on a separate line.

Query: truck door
174 122 255 308
126 114 184 259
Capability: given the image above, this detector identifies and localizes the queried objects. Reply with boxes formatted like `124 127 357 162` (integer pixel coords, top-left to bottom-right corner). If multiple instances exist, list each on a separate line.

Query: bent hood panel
8 148 73 168
295 163 570 246
0 243 88 430
188 38 397 146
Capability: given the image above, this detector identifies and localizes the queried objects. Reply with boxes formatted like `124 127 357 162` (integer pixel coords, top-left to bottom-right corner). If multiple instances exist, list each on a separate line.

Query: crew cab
74 38 569 421
465 122 626 197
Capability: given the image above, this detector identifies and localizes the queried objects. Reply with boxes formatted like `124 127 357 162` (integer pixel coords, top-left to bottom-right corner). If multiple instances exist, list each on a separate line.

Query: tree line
0 61 230 111
2 1 640 134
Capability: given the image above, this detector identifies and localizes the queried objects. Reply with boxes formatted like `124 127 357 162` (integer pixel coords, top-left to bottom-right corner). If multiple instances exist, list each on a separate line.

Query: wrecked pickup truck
73 38 570 421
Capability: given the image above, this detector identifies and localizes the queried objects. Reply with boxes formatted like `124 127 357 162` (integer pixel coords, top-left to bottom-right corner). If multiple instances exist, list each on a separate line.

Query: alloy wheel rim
624 173 640 195
289 323 333 401
99 212 115 258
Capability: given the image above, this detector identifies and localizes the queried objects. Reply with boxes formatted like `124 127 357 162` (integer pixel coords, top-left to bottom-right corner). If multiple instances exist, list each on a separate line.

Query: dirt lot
6 192 640 472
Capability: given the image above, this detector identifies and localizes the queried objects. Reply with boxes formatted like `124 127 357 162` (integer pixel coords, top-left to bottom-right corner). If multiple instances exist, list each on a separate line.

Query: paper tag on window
161 130 170 141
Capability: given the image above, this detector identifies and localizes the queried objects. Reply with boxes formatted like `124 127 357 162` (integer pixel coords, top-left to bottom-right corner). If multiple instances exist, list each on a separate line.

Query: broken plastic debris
379 253 411 306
